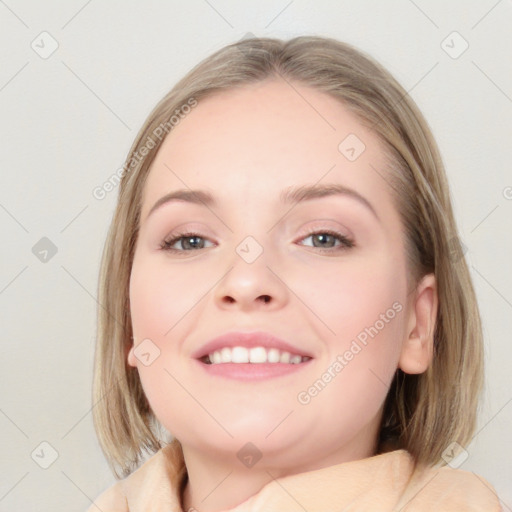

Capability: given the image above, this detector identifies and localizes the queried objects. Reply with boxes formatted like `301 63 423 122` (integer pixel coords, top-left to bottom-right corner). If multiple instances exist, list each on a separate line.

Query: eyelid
296 228 355 251
294 219 354 241
159 222 213 243
160 227 355 255
160 231 215 253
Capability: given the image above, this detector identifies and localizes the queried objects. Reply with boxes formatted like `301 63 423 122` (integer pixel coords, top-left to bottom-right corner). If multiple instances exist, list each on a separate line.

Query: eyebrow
145 183 380 222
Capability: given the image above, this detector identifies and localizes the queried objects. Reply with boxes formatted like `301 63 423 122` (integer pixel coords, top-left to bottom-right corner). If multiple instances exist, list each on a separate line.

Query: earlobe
127 344 137 367
398 273 438 374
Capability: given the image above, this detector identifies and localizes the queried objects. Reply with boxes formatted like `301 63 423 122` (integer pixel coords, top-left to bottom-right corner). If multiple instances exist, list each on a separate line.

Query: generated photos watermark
297 301 403 405
92 97 198 201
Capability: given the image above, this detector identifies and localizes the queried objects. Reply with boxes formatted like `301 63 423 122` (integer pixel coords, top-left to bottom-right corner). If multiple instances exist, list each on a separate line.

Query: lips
192 330 314 362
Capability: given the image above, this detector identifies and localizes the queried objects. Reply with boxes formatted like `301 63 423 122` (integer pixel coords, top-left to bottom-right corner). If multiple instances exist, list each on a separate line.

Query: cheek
128 255 215 435
294 269 405 444
294 253 406 404
129 255 205 339
295 253 405 341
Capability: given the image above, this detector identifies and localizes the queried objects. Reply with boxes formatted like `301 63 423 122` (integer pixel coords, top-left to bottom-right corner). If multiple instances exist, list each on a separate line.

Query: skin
127 77 438 512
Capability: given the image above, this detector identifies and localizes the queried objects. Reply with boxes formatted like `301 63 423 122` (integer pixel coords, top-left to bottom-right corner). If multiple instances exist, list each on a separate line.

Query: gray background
0 0 511 510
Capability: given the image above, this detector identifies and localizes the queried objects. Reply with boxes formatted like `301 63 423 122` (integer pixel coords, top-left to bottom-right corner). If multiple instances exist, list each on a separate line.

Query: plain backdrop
1 1 511 510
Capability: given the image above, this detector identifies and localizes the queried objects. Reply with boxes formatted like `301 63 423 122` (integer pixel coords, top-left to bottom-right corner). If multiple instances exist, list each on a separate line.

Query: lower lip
194 359 313 381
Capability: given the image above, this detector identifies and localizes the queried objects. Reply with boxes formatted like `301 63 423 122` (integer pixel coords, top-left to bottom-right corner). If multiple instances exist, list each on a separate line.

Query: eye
297 229 354 252
159 229 354 254
160 232 215 253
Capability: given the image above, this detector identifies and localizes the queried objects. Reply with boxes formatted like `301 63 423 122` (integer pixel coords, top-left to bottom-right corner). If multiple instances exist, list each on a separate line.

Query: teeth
204 346 311 365
231 346 249 363
249 347 267 363
220 347 231 363
280 351 291 363
267 348 280 363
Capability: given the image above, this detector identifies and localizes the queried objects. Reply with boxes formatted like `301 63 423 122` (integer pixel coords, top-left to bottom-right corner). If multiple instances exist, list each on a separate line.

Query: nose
212 241 289 312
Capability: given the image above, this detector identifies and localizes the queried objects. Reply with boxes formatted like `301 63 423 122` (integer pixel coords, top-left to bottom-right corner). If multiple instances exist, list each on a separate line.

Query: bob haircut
92 35 484 479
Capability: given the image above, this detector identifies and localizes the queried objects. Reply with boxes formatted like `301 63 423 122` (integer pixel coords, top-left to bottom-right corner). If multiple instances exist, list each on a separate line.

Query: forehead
140 78 392 220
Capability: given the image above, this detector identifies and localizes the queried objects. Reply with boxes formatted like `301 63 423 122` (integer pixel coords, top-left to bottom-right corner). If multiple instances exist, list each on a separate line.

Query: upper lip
192 330 314 360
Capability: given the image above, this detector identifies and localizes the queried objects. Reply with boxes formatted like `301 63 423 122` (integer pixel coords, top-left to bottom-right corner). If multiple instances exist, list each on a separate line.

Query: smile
201 346 313 365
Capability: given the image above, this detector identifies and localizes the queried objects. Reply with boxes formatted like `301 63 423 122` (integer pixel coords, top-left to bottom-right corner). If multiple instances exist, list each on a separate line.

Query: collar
118 438 501 511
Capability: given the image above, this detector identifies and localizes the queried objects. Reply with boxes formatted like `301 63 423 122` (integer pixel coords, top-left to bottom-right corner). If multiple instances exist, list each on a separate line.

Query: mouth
192 330 314 380
199 346 312 365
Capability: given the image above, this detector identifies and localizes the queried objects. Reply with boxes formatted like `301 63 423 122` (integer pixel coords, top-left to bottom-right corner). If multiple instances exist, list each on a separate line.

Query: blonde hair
92 35 484 478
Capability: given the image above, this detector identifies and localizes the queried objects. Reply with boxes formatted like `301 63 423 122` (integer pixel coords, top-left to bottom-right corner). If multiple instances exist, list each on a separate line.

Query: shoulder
86 448 167 512
397 461 503 511
86 439 185 512
86 481 127 512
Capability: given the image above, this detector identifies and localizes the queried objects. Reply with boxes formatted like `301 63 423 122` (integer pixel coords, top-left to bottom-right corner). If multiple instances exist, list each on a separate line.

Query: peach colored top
86 438 502 511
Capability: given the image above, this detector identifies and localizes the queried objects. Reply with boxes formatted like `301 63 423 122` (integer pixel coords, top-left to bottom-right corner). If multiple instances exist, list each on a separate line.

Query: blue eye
160 232 214 252
160 230 354 254
298 230 354 251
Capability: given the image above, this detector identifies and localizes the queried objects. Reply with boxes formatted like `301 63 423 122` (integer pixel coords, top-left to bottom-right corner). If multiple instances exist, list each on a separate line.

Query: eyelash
159 229 355 254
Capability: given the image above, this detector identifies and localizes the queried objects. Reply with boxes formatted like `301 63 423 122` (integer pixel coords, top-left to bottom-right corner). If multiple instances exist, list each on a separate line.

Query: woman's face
128 79 415 468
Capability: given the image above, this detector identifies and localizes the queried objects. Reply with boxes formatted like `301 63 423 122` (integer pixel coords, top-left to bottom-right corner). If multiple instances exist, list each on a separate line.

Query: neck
181 451 277 512
180 436 378 512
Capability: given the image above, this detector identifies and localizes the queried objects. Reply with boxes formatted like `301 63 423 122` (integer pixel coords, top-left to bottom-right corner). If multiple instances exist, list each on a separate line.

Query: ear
398 273 438 374
127 342 137 367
